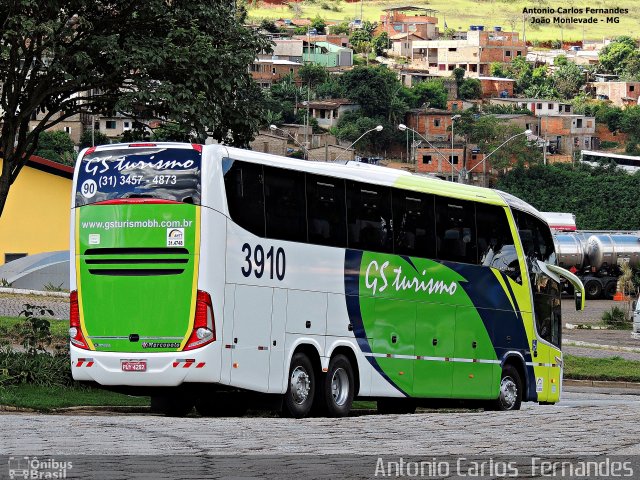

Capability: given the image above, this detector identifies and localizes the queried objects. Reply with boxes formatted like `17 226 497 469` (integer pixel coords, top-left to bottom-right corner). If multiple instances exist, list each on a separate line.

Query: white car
633 299 640 333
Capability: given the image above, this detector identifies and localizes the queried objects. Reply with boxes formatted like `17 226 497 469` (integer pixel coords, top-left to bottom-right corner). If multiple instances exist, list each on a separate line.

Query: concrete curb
564 378 640 391
0 287 69 298
563 339 640 353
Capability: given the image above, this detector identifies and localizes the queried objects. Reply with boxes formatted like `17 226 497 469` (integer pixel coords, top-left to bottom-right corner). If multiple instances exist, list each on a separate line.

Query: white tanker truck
553 232 640 299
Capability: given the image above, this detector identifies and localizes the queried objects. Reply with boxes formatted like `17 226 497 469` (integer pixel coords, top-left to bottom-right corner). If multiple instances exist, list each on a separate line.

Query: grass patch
564 354 640 383
0 384 149 412
0 316 68 341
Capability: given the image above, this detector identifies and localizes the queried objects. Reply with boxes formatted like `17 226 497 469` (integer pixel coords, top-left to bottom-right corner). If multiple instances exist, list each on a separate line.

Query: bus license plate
121 361 147 372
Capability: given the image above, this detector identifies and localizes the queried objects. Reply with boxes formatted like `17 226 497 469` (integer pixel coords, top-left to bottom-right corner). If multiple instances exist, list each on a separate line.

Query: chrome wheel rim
290 366 311 405
331 367 349 406
499 375 518 410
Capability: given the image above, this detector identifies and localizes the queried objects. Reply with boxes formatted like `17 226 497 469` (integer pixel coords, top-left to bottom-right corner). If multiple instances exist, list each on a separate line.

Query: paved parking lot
1 392 639 456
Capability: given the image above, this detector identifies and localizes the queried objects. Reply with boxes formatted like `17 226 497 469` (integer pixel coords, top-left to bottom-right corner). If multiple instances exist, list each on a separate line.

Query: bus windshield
75 147 201 207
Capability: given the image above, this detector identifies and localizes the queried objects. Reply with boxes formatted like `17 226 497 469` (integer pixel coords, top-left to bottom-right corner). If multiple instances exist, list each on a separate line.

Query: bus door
514 210 562 402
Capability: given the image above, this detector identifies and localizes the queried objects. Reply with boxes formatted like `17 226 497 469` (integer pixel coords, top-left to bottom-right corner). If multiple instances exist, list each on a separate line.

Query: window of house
106 121 116 129
471 154 477 160
565 105 571 112
94 121 100 130
272 67 276 74
516 50 522 56
630 85 635 92
576 119 583 128
290 68 294 74
439 64 446 71
548 103 553 109
448 48 457 52
505 50 511 57
422 155 432 164
452 103 458 110
536 103 542 109
450 155 459 165
434 118 441 127
64 127 71 134
123 122 130 129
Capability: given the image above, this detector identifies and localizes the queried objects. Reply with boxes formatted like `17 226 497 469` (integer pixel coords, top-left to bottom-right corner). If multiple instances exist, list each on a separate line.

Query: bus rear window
75 147 201 207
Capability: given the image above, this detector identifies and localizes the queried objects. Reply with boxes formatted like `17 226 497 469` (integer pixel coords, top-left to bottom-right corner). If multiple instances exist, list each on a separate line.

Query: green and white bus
70 142 585 417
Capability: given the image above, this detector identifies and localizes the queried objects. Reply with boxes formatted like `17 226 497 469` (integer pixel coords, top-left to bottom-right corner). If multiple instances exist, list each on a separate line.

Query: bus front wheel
282 352 315 418
323 354 354 417
490 365 522 411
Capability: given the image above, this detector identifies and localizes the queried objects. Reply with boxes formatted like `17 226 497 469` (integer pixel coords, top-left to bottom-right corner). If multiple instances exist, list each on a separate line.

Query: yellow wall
0 160 71 263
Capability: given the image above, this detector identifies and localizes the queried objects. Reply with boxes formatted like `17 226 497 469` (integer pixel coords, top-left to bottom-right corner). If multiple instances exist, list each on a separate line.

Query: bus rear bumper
70 344 220 386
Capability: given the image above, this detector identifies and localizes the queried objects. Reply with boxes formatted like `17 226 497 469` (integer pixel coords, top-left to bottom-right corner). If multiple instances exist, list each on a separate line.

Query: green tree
554 55 569 66
79 129 110 150
552 62 585 99
0 0 271 217
490 62 508 78
361 21 378 36
259 19 279 33
497 163 640 230
299 63 329 88
152 123 193 142
329 22 350 35
372 32 391 57
407 80 448 109
619 106 640 138
452 67 466 97
599 36 638 75
33 131 76 166
458 78 482 100
311 16 326 35
339 66 402 118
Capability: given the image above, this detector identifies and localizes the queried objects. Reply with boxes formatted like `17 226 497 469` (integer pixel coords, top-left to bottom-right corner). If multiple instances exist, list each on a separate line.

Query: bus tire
491 365 522 411
323 354 354 417
282 352 315 418
377 398 417 415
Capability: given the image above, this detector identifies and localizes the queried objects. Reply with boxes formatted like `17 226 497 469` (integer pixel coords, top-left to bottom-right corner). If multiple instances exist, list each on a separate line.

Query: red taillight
83 147 97 157
129 143 157 147
69 291 89 350
93 199 181 205
183 290 216 351
191 143 203 153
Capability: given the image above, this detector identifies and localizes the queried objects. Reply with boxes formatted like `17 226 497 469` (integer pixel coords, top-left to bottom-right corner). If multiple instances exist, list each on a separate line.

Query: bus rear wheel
322 354 354 417
282 352 315 418
490 365 522 411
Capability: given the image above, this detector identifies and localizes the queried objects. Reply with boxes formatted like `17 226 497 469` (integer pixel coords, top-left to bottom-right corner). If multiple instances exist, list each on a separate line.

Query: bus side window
224 160 265 237
435 197 477 264
346 181 393 253
476 204 521 283
305 174 347 248
392 189 436 259
264 166 307 242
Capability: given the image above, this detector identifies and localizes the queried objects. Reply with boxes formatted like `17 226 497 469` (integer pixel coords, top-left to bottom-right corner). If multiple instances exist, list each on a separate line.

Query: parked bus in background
70 143 585 418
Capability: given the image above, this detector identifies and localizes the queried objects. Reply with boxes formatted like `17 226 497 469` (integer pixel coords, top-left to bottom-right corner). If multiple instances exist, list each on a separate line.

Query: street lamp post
465 129 532 186
270 125 311 160
333 125 383 162
398 123 459 177
450 114 461 182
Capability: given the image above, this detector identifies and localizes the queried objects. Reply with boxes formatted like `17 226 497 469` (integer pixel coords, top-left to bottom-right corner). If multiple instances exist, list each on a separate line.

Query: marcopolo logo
167 228 184 247
8 456 72 479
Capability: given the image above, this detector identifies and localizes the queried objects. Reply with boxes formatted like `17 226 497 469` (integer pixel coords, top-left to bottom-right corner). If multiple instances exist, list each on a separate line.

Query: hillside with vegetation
244 0 640 42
